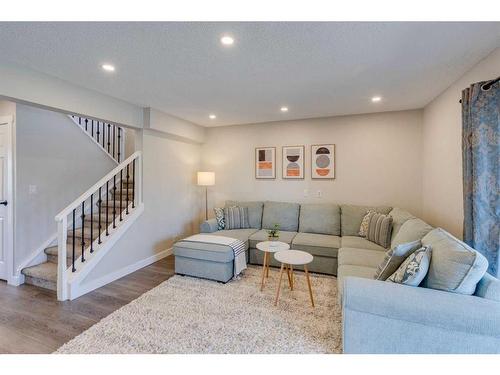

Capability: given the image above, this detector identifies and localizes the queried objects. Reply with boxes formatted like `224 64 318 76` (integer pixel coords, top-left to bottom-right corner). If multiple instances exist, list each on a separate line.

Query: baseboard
71 247 172 299
9 273 25 286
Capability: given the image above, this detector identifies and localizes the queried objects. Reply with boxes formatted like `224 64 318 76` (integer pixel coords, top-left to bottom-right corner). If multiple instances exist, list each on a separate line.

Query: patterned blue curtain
462 79 499 277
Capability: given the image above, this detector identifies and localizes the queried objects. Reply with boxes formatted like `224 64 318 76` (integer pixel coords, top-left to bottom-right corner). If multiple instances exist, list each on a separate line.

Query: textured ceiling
0 22 499 126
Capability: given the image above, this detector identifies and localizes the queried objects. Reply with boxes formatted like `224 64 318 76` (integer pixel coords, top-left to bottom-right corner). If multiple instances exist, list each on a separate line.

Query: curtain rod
458 76 499 104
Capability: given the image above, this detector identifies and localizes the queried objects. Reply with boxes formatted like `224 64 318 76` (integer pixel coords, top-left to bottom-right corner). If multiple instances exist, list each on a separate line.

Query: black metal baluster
98 187 102 244
102 123 106 148
106 181 109 235
126 164 130 215
91 120 94 137
119 169 123 221
90 194 94 254
81 201 85 262
117 127 122 163
113 175 117 228
132 159 135 208
113 126 116 160
78 117 81 126
72 209 76 272
85 118 88 131
107 124 111 153
96 121 100 144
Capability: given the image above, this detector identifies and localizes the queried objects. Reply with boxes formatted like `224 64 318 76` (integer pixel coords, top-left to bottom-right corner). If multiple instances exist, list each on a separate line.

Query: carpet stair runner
21 181 135 291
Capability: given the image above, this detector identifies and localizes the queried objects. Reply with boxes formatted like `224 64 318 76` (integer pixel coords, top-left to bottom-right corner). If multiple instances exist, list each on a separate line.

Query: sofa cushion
366 212 393 249
475 273 500 302
391 218 433 248
338 248 386 268
298 203 341 235
422 228 488 295
214 229 259 248
291 232 340 258
262 201 300 231
249 229 297 248
387 245 432 287
225 200 264 229
389 207 415 242
341 204 392 236
375 240 422 280
341 236 386 252
338 264 377 300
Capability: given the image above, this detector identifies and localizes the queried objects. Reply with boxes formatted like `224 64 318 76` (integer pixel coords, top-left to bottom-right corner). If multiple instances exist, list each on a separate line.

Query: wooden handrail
55 151 141 222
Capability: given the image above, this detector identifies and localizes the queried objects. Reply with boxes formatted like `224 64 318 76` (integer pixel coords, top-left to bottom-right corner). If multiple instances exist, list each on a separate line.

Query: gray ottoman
173 240 235 283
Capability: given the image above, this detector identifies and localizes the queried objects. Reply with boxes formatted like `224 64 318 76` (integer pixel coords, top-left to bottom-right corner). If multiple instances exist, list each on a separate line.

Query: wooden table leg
266 256 270 278
274 263 285 306
260 252 268 291
304 265 315 308
290 265 294 291
286 264 292 289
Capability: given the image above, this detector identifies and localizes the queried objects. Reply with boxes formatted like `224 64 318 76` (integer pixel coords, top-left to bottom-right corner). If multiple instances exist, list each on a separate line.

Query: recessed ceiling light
371 96 382 102
220 35 235 46
280 106 289 112
209 114 217 119
101 64 115 72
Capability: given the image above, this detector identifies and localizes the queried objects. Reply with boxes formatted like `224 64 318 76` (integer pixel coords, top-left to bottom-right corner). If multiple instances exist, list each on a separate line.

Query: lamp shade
197 171 215 186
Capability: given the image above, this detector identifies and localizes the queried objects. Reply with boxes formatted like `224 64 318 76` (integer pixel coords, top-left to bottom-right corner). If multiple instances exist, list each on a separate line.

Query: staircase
22 181 134 291
19 115 143 301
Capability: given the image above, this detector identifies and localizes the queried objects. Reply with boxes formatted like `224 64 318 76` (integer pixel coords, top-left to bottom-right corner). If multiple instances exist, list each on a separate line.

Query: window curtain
462 79 499 277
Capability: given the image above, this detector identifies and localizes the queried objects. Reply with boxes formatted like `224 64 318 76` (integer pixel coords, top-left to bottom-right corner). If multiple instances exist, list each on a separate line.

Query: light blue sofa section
342 277 500 353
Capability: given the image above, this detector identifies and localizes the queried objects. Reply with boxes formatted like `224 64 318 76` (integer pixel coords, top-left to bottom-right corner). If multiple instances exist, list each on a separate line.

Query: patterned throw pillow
374 240 422 280
223 206 250 230
213 207 225 230
359 210 376 237
366 213 393 248
387 245 432 286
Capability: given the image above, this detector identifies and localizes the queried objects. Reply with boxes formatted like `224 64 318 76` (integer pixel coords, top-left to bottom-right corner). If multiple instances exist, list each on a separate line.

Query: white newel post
57 217 68 301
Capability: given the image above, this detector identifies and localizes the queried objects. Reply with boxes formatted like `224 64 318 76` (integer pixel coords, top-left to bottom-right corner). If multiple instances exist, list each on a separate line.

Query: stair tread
45 245 83 258
22 262 57 282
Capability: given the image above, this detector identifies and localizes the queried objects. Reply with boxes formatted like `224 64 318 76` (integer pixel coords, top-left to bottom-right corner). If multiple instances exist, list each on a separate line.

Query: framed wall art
282 145 304 179
311 144 335 179
255 147 276 179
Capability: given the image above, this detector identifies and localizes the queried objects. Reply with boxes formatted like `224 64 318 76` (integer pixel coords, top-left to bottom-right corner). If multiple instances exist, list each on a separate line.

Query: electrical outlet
303 189 309 197
316 190 322 198
29 185 37 195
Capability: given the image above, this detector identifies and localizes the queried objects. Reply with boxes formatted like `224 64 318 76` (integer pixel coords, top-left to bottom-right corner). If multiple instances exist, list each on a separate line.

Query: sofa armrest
200 218 218 233
342 277 500 353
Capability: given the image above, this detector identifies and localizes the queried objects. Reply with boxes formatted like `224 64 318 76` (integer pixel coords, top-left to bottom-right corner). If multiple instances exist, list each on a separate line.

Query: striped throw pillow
366 213 393 248
223 206 250 230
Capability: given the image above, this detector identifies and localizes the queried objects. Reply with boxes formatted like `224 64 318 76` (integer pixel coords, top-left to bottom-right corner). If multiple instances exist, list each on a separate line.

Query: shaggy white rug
56 266 342 354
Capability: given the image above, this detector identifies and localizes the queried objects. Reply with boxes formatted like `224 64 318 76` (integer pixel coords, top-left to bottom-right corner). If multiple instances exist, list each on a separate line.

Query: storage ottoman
173 240 236 282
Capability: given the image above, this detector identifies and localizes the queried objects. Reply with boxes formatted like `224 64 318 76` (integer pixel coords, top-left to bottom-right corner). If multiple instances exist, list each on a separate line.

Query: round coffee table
274 250 315 307
256 241 290 291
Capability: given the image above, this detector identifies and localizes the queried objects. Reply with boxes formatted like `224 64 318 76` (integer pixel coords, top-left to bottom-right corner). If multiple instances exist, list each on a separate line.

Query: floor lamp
197 171 215 220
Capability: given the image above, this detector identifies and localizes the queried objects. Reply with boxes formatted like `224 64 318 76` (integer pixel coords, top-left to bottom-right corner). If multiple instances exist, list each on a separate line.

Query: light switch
29 185 37 195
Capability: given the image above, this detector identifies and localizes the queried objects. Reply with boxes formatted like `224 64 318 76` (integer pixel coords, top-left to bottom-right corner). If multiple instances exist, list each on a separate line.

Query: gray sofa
174 200 500 353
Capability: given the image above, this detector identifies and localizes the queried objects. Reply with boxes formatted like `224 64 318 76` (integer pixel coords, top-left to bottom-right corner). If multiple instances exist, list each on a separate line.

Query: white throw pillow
387 245 432 286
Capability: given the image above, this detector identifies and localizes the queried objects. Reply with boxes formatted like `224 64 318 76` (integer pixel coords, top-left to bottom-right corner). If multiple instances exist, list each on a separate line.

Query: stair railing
69 115 125 163
55 151 142 300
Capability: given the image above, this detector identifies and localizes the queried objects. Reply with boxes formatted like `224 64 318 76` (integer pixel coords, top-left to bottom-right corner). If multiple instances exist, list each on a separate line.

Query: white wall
144 108 206 144
202 110 424 217
0 100 16 117
421 47 500 238
81 129 201 282
15 104 116 270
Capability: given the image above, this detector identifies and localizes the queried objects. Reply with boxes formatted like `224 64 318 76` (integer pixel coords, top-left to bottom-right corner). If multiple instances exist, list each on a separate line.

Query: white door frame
0 115 14 285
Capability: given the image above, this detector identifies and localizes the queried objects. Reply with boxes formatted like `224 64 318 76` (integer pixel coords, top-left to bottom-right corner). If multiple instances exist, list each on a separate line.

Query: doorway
0 116 14 282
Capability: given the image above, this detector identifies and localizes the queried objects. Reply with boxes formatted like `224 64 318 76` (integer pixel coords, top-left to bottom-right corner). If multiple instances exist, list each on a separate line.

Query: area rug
56 266 342 353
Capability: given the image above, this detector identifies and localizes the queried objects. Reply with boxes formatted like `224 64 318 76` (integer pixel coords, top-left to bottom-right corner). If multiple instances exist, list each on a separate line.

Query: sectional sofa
174 200 500 353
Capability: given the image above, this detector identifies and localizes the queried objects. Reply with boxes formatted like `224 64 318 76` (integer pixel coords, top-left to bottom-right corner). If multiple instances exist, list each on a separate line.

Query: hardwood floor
0 256 175 354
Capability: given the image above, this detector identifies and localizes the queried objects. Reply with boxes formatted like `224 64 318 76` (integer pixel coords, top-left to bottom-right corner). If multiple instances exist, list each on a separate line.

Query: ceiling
0 22 499 127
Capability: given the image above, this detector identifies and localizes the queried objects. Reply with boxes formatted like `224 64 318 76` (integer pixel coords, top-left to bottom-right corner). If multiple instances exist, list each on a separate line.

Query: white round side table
256 241 290 291
274 250 315 307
